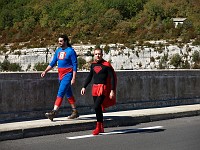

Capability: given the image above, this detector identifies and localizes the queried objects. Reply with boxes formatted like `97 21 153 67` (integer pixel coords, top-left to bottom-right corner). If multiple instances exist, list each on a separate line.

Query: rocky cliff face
0 41 199 71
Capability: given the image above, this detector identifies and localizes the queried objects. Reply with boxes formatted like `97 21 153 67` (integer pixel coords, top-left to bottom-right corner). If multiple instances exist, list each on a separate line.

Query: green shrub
0 60 21 71
158 55 168 69
34 62 48 71
104 44 110 54
181 60 190 69
170 53 182 69
192 50 200 63
158 60 165 69
77 57 86 70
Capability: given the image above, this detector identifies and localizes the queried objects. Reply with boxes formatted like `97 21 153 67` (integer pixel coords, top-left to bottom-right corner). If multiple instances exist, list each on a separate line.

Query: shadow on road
108 126 165 135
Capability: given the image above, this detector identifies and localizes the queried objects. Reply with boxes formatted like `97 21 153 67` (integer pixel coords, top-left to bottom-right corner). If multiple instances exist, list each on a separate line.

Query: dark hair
94 47 103 54
59 34 71 47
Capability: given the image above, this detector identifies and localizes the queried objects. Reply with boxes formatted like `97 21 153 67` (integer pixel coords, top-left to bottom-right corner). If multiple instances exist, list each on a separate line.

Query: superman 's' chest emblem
93 66 102 74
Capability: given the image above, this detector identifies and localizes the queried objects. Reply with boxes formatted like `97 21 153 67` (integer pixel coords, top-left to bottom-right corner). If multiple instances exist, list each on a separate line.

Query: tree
100 8 122 29
0 9 14 29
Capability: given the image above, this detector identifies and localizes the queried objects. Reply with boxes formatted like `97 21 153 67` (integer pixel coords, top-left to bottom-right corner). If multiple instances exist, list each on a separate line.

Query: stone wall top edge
0 69 200 73
0 70 200 75
0 70 200 80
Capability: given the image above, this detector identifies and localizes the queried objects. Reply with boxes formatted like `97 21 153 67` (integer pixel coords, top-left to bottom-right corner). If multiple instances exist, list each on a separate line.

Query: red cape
92 59 117 111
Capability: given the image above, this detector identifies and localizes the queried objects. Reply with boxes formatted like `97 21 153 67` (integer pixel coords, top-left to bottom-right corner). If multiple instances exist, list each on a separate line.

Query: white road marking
67 134 96 140
66 126 164 140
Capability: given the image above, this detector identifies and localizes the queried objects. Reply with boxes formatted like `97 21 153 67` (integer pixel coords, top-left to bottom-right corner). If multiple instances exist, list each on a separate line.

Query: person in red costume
81 47 117 135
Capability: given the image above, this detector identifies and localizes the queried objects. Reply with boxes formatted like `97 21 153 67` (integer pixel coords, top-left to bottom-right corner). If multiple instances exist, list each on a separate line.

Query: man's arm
41 65 53 78
71 71 76 85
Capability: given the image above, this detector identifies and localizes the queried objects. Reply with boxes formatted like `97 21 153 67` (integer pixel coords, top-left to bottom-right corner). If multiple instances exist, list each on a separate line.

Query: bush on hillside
78 57 86 70
170 53 182 69
0 60 21 71
34 62 48 71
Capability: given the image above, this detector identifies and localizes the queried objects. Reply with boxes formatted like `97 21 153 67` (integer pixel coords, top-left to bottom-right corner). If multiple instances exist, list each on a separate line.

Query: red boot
92 122 103 135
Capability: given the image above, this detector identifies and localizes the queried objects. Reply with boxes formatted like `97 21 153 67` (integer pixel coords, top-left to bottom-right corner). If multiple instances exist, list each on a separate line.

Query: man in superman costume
81 48 117 135
41 34 79 121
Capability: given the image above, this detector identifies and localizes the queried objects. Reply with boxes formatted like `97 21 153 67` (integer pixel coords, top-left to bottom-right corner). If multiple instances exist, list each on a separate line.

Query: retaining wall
0 70 200 122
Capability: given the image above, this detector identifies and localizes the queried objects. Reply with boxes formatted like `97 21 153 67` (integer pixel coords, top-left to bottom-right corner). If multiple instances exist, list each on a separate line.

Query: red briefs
58 68 73 80
92 83 116 111
92 84 107 96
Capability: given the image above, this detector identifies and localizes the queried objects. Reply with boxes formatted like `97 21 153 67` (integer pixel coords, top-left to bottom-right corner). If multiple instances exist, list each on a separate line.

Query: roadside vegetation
0 0 200 71
0 0 199 47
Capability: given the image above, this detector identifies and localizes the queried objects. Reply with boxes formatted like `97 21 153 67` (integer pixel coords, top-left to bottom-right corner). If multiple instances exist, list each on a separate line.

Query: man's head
58 34 71 48
94 48 103 62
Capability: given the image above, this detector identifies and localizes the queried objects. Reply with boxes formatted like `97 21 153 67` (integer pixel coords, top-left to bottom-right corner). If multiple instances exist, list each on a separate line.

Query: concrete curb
0 104 200 141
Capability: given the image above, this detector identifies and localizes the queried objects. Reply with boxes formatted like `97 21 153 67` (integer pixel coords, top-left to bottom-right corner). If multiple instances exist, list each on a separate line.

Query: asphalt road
1 116 200 150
